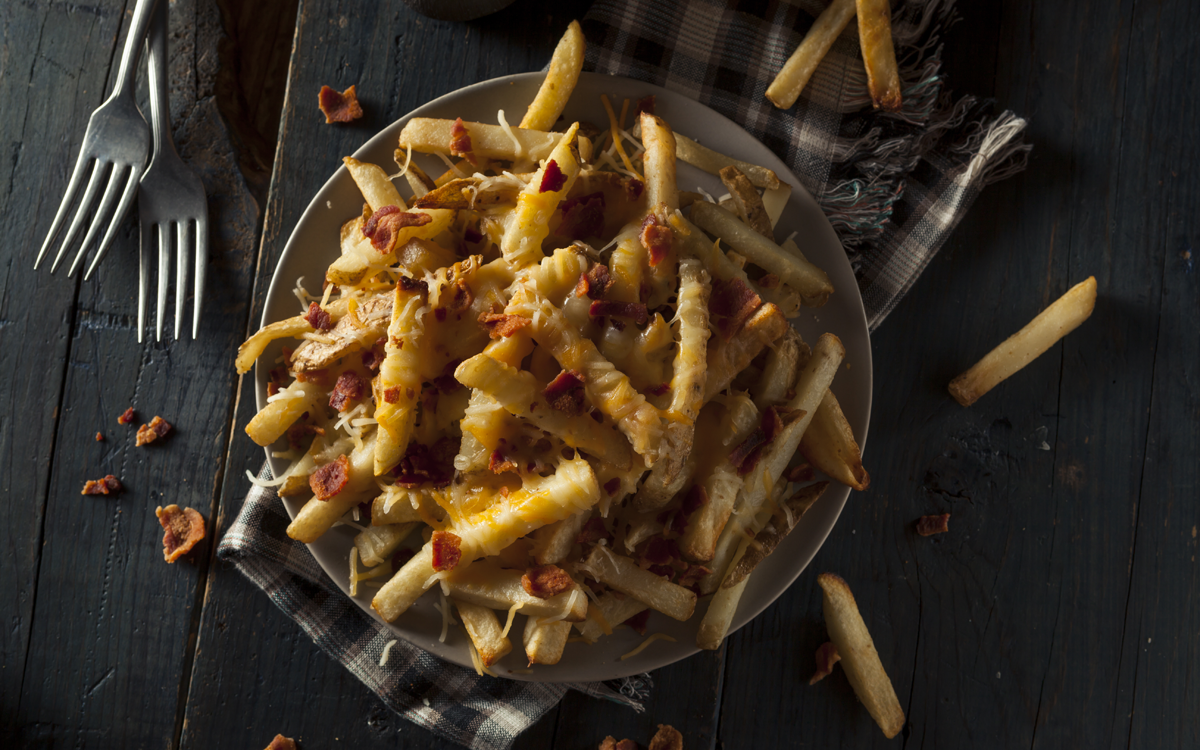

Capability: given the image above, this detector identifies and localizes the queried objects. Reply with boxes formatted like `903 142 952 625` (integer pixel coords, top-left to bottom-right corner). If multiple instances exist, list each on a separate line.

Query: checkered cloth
222 1 1029 748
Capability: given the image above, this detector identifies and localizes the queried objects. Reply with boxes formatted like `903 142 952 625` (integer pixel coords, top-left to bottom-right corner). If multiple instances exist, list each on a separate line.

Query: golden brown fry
799 390 870 491
583 547 697 622
343 157 404 211
520 20 585 131
949 276 1097 406
817 572 906 738
856 0 902 111
719 165 773 240
456 600 514 667
703 303 789 401
638 124 781 190
765 0 857 110
523 616 572 666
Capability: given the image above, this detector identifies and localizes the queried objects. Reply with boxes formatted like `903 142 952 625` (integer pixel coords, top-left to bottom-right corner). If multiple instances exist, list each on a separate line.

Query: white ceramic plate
257 72 872 683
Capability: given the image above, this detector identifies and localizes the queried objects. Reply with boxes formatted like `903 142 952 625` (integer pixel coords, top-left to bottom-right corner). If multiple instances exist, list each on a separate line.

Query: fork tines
138 217 208 343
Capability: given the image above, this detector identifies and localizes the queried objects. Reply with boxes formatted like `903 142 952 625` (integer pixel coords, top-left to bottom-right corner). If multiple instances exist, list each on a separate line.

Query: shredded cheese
619 633 677 660
379 639 398 666
500 602 523 640
392 143 413 180
601 94 641 179
434 152 467 178
245 469 288 488
300 332 336 345
467 641 485 676
348 547 359 597
496 109 524 159
537 587 584 625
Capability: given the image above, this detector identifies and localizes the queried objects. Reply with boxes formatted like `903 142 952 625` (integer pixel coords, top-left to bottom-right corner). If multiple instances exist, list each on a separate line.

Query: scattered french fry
765 0 857 109
949 276 1097 406
856 0 902 112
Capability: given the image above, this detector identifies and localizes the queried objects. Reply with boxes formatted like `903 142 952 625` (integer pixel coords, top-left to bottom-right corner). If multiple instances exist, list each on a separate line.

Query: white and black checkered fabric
221 1 1029 748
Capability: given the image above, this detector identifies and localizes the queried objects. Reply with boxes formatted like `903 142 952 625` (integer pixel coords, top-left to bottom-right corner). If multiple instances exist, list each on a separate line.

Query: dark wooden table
3 0 1197 747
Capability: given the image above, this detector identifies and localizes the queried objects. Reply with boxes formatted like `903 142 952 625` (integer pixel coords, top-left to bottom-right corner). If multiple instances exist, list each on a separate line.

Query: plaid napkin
584 0 1030 329
222 1 1030 748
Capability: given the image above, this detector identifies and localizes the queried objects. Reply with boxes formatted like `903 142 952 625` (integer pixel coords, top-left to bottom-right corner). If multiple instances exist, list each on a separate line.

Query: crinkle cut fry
508 288 663 463
500 122 582 269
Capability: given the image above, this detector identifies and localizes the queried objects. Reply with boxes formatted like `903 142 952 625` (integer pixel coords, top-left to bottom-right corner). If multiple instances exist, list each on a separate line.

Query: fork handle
112 0 160 98
145 0 175 157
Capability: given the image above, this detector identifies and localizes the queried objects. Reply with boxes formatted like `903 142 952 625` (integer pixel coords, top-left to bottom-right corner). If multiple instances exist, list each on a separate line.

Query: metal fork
137 0 208 341
34 0 158 279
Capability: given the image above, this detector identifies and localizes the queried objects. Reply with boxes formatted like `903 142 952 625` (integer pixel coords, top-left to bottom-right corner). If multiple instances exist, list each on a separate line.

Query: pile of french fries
235 21 870 672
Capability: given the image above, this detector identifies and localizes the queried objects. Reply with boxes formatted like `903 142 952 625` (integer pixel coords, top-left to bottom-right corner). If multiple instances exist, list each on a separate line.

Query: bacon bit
281 347 296 369
646 382 669 396
647 725 684 750
641 537 677 566
267 382 280 397
449 117 477 166
464 226 484 244
677 564 711 590
305 301 333 331
363 208 432 253
449 277 474 312
318 84 363 123
558 191 605 239
118 407 136 425
708 277 763 340
603 477 621 496
478 312 531 339
916 513 951 536
535 159 566 193
433 374 461 395
430 530 463 572
786 463 815 482
521 564 575 599
729 406 801 476
383 386 401 404
681 484 709 516
489 448 518 475
294 368 329 385
577 517 612 546
625 608 651 636
287 423 315 450
136 416 172 447
809 641 842 685
666 510 689 538
81 475 122 495
759 273 781 289
361 338 387 373
589 300 648 325
600 738 640 750
310 455 350 500
634 95 656 117
329 371 365 411
391 547 415 570
640 214 673 267
264 734 297 750
155 504 206 563
624 177 645 202
543 369 587 415
576 262 614 300
647 563 675 579
393 437 457 488
95 432 103 442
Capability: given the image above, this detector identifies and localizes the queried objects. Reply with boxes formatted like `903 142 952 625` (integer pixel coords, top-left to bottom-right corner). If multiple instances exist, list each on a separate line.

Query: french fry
343 157 404 211
523 616 572 666
949 276 1097 406
355 521 419 567
510 245 592 308
286 431 379 543
760 182 793 229
442 560 588 621
765 0 857 110
245 379 325 446
635 122 781 190
582 547 697 621
679 464 742 563
703 303 789 401
398 118 586 166
719 166 773 240
640 112 679 213
290 292 392 372
799 390 870 491
856 0 902 112
691 202 834 306
754 327 807 409
530 510 589 565
697 482 827 650
520 20 585 131
371 544 436 621
500 123 582 269
236 316 313 374
395 149 436 197
325 208 455 287
456 600 514 667
574 591 648 643
374 279 427 475
371 486 439 525
818 573 906 738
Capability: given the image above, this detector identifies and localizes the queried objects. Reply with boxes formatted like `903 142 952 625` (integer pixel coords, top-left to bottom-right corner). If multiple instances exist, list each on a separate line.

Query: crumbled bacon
431 530 463 571
318 84 363 124
600 737 640 750
478 312 531 339
393 437 457 488
625 609 651 637
489 448 518 475
155 504 206 563
449 277 473 312
640 537 677 566
809 641 842 684
624 177 645 202
681 484 709 516
264 734 297 750
118 407 136 425
362 207 432 253
677 564 711 590
433 374 461 395
589 300 648 325
383 386 402 404
708 277 762 340
361 338 387 373
916 513 951 536
294 368 328 385
640 214 673 267
646 382 669 396
558 191 606 240
398 274 428 294
603 478 621 496
136 416 172 447
647 725 684 750
759 273 781 289
305 301 333 331
310 455 350 500
576 262 614 300
543 369 587 415
540 159 567 193
522 564 575 599
287 422 324 450
95 432 103 442
647 563 675 579
729 406 801 476
329 371 365 411
81 475 122 496
577 517 612 546
449 117 477 166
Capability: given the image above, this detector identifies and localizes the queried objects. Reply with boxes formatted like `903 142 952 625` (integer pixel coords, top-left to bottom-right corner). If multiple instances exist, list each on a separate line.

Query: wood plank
180 1 594 747
10 0 260 744
0 0 127 733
